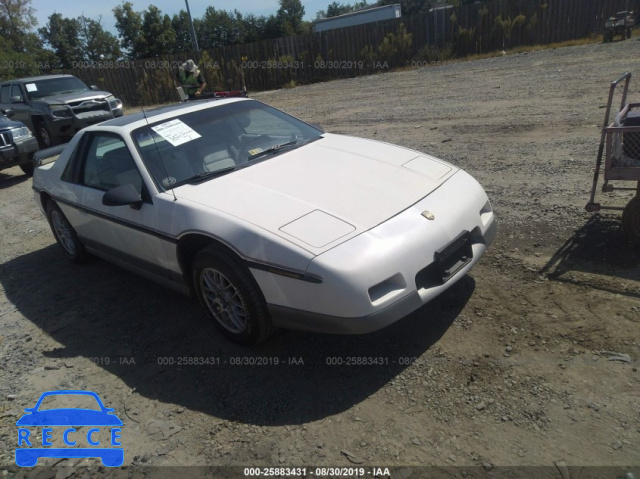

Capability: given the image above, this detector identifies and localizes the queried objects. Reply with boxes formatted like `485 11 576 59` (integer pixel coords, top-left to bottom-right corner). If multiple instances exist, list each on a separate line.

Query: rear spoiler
34 144 67 167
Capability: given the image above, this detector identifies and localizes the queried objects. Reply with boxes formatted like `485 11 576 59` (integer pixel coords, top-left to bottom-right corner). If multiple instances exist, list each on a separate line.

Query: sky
31 0 328 33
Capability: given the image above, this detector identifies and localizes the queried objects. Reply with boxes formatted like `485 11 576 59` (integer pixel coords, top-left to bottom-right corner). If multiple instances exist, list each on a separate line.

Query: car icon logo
15 390 124 467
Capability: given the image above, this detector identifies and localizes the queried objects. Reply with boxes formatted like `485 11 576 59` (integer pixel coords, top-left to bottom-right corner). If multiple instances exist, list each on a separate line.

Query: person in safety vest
178 59 206 99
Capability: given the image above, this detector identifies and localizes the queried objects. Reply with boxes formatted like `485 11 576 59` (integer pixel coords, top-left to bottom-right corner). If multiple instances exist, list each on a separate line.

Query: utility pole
185 0 200 53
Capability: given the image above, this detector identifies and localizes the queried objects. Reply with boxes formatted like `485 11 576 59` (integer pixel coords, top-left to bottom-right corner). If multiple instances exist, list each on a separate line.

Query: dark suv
0 109 38 176
0 75 123 148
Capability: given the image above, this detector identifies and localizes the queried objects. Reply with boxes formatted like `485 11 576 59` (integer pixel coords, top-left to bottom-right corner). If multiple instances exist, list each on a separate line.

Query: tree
241 13 267 43
326 2 353 18
494 13 526 48
141 5 176 57
40 14 122 67
38 13 83 69
171 10 196 53
277 0 307 35
0 0 52 78
197 6 244 49
0 0 37 51
78 16 121 61
113 1 144 59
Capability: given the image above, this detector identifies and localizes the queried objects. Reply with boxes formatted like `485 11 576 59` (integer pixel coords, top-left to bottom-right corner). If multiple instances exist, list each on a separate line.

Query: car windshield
38 394 101 411
132 100 323 190
25 77 90 99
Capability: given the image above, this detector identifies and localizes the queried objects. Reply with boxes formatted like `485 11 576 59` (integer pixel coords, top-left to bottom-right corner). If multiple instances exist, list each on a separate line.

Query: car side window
81 134 143 194
10 85 22 102
0 85 10 103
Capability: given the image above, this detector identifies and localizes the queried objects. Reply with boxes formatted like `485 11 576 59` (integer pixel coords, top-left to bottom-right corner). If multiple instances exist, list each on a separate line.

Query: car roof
97 97 252 131
2 74 76 84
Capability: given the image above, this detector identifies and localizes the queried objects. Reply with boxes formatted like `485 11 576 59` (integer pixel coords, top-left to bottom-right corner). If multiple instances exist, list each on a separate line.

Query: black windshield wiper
185 166 236 184
248 141 299 161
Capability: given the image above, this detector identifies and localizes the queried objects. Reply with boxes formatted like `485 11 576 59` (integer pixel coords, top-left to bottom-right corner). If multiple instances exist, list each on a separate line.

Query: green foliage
277 0 306 35
413 43 453 63
327 2 354 18
134 65 174 105
38 13 83 69
78 16 121 61
171 10 195 53
197 7 244 49
200 50 224 91
494 13 526 48
113 2 144 59
454 25 476 56
141 6 176 57
378 23 413 64
0 0 58 79
360 45 376 65
0 0 37 52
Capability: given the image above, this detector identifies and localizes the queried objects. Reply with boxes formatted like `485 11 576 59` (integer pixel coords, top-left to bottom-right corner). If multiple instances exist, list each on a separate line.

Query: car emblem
421 210 435 220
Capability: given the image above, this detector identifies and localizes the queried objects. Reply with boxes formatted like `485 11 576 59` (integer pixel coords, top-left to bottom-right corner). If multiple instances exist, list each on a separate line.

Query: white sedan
33 98 496 345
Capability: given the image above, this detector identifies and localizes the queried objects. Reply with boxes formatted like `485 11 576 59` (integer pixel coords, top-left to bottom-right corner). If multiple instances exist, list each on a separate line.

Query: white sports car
33 98 496 345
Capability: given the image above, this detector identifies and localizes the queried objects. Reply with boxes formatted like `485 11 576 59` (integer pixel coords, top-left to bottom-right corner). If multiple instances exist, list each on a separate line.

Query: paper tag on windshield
151 119 201 146
25 83 37 92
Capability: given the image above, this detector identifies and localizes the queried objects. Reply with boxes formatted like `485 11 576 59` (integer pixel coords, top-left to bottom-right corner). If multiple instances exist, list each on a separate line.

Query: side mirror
90 85 99 91
3 109 15 118
10 95 23 103
102 184 143 210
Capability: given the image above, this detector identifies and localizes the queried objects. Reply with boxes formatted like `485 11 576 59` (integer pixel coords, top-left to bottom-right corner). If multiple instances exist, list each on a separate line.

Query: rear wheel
46 201 88 263
193 245 273 346
622 196 640 243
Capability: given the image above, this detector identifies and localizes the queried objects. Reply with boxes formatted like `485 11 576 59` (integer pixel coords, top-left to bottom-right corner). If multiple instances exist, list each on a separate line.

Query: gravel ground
1 38 640 478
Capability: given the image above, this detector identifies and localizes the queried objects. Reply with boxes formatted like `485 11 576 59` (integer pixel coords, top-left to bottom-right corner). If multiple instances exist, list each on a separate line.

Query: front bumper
253 169 497 334
0 136 39 168
48 112 114 141
47 99 121 140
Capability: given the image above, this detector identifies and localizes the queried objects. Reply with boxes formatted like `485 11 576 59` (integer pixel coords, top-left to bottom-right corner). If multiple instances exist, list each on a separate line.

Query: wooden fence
67 0 640 107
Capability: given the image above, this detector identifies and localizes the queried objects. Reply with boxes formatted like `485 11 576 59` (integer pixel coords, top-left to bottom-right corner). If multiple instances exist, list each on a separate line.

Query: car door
8 84 31 126
73 132 174 278
0 84 11 111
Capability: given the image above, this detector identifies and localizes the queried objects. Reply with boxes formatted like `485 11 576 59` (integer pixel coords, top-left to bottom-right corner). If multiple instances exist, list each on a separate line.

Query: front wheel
19 162 34 177
46 201 88 263
622 196 640 244
34 121 53 148
192 246 273 346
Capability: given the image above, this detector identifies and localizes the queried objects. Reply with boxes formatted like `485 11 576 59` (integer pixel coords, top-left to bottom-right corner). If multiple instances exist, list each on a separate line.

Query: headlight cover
11 126 33 141
106 95 122 110
49 104 73 118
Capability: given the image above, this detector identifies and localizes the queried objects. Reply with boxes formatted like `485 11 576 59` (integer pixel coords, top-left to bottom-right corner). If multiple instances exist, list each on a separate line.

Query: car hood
0 117 26 130
34 91 113 105
174 134 458 252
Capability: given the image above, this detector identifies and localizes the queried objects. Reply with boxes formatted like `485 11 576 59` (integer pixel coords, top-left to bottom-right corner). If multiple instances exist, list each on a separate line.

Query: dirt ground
1 37 640 478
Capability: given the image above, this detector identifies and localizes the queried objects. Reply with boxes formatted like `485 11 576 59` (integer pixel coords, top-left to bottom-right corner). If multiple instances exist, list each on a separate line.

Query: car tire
34 120 53 148
46 201 88 263
193 245 273 346
19 162 34 177
622 196 640 243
